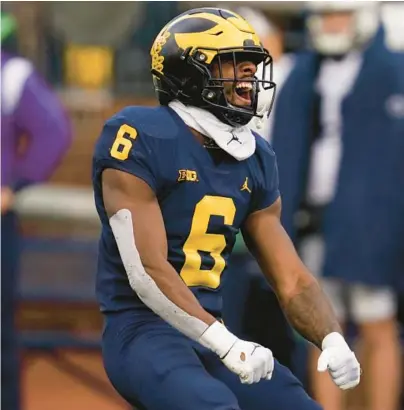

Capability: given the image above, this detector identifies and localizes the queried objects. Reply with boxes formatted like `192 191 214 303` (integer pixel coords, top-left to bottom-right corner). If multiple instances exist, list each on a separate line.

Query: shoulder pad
110 105 180 140
252 130 275 156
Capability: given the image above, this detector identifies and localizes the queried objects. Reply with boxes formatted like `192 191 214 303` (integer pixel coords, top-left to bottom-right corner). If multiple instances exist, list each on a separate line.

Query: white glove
198 321 274 384
317 332 361 390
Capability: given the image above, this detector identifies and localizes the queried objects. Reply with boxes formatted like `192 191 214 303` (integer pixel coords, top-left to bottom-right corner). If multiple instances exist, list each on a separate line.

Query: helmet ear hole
179 61 209 101
152 70 180 96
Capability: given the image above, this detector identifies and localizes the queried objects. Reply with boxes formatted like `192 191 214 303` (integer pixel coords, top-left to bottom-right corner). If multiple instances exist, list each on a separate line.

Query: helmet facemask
186 46 276 127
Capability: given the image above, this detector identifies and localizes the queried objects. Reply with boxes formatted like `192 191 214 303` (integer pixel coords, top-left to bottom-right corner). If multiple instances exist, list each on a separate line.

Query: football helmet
150 7 276 127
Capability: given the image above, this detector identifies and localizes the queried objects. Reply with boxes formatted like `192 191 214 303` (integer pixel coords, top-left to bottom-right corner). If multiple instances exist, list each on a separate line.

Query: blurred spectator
271 2 404 409
1 12 72 410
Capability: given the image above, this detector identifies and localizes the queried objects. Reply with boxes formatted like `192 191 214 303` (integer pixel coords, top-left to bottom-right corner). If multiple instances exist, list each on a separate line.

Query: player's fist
198 321 274 384
222 339 274 384
317 332 361 390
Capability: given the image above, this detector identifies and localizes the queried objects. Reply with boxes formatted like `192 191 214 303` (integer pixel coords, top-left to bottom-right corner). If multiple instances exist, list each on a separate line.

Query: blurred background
1 1 404 410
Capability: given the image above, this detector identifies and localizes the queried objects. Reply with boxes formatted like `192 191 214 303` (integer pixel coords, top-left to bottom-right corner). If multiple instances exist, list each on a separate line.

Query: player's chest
158 147 254 228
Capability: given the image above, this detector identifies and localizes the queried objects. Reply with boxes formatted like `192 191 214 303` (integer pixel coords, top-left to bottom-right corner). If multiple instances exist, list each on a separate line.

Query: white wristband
322 332 346 350
198 321 238 358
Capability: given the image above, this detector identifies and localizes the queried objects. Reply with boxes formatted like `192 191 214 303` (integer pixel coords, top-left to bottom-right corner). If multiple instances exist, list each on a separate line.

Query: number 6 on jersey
181 195 236 289
110 124 138 160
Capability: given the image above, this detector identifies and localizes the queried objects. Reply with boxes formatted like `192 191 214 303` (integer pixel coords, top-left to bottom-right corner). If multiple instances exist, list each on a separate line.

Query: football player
92 8 360 410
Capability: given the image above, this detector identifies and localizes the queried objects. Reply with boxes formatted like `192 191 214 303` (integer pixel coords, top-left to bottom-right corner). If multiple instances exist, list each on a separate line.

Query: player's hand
198 321 274 384
221 339 274 384
317 332 361 390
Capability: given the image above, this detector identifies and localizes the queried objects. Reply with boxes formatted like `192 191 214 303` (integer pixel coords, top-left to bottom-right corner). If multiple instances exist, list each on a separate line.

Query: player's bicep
242 197 312 297
102 168 168 265
102 168 153 217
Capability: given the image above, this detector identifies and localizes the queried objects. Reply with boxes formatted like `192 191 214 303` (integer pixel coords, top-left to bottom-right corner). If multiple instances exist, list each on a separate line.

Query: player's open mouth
234 82 253 107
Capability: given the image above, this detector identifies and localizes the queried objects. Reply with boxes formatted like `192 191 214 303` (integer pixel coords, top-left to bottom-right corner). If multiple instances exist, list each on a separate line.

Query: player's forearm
144 262 216 327
142 262 241 359
279 274 342 349
242 207 341 349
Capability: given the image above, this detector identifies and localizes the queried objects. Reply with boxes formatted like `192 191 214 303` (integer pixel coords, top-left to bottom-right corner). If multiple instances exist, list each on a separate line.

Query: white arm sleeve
109 209 237 356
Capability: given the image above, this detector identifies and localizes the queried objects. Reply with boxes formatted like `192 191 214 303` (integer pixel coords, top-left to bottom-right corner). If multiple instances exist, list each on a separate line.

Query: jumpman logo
240 177 251 193
227 132 242 145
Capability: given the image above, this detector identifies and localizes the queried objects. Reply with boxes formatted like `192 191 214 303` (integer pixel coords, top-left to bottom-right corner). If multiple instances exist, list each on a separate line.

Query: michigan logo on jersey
178 169 199 182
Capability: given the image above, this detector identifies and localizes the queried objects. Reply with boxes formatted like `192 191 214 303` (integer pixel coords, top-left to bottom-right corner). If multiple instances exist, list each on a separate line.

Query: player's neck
188 127 222 152
188 127 206 146
188 126 231 164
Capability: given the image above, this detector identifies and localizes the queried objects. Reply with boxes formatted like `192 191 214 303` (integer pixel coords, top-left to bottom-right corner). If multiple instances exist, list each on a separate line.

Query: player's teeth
236 82 252 90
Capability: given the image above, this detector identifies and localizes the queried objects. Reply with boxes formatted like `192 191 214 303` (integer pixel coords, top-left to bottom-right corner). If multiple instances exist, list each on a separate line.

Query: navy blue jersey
92 106 279 317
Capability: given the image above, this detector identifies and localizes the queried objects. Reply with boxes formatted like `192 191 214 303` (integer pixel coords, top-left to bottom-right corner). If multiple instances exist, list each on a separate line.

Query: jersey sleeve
251 145 280 212
93 115 160 193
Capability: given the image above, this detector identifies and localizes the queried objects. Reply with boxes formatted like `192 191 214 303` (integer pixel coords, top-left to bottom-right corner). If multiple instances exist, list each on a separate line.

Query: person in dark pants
1 12 72 409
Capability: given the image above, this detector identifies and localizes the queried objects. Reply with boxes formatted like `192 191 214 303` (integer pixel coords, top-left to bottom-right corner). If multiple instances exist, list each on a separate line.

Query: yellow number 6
110 124 138 160
181 196 236 289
